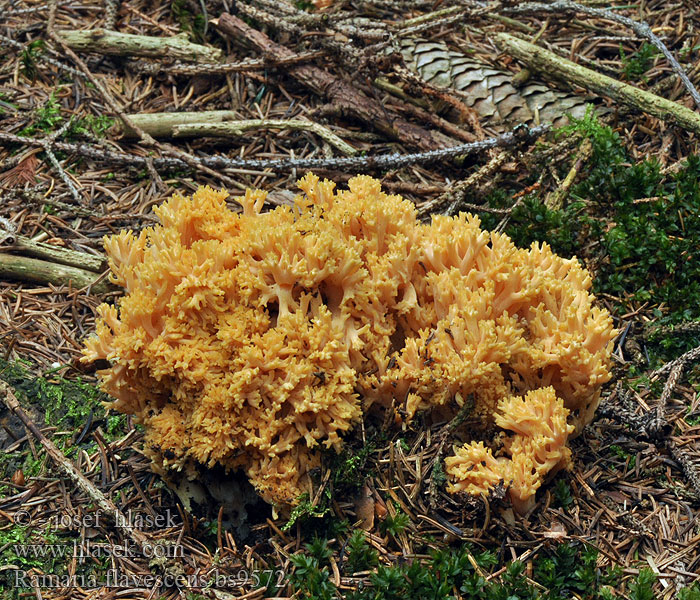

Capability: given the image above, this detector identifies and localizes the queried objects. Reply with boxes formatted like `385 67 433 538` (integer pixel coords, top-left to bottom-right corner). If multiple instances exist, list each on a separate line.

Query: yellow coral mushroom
445 441 507 497
446 387 576 514
82 174 616 508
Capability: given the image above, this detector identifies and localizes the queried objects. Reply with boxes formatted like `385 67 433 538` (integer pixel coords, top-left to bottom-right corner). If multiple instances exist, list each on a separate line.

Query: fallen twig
174 120 357 156
129 51 326 77
650 343 700 380
0 125 549 174
116 110 244 138
118 113 357 155
104 0 120 30
234 2 370 69
419 151 509 217
56 29 223 63
665 439 700 497
6 234 106 273
652 362 683 436
398 5 484 37
391 64 485 139
504 1 700 110
544 138 593 209
15 119 84 203
496 33 700 135
373 78 477 142
43 146 82 202
0 253 112 293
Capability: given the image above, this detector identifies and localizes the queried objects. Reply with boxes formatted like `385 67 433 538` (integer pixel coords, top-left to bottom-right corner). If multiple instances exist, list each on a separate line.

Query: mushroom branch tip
446 387 575 514
82 174 617 511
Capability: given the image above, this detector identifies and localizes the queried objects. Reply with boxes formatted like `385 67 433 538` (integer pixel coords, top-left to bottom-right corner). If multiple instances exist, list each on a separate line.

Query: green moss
282 493 332 532
171 0 206 43
0 359 107 429
289 553 337 599
105 414 128 441
306 536 334 565
20 40 44 80
628 568 656 600
378 511 410 537
21 453 46 478
67 114 115 139
619 42 659 82
19 91 63 136
287 540 632 599
0 525 68 597
678 581 700 600
345 530 379 574
557 110 700 330
552 478 573 511
481 190 595 258
329 440 376 495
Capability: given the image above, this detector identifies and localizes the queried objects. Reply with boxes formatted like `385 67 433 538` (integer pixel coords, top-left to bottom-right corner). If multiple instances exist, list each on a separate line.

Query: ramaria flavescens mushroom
445 387 575 514
82 174 616 510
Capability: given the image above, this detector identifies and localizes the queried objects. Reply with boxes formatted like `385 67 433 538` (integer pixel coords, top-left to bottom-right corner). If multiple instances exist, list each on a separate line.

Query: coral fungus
82 174 616 509
446 387 575 514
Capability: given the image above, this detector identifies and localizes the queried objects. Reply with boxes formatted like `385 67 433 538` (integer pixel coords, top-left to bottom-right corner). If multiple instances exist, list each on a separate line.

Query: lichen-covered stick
505 1 700 110
0 125 549 174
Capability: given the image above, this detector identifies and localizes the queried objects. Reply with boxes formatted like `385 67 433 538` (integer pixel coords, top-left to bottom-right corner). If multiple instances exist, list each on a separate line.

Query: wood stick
116 110 239 138
0 125 549 173
118 113 357 155
213 13 454 151
0 253 113 294
496 33 700 135
56 29 222 63
545 138 593 209
173 120 357 156
504 1 700 110
12 235 106 274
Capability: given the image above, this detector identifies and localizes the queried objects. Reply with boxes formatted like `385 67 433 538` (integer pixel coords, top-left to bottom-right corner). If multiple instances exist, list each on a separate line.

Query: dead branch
419 151 509 216
174 120 357 156
651 343 700 380
504 1 700 110
398 6 480 37
544 138 593 209
665 439 700 497
213 13 453 151
0 253 112 294
496 33 700 135
0 125 549 173
129 51 326 77
116 110 241 138
6 234 106 273
117 113 356 155
8 119 85 203
104 0 120 30
56 29 223 63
